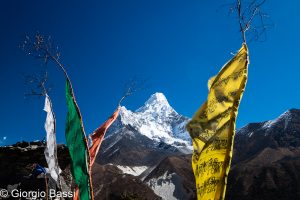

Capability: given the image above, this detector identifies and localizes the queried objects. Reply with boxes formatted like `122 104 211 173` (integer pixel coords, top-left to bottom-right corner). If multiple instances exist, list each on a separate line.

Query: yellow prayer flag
186 43 249 200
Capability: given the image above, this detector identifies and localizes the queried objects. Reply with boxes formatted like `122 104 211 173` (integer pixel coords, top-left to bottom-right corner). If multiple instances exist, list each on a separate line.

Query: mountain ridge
104 92 192 153
0 93 300 200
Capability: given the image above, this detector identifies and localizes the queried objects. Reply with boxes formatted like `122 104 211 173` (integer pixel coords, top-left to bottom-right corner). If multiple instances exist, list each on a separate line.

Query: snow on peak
136 92 173 115
262 110 294 130
145 93 169 106
117 93 192 150
238 109 300 138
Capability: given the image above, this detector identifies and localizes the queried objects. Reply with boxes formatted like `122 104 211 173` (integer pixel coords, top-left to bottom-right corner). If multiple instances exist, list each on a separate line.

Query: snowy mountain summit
106 92 192 151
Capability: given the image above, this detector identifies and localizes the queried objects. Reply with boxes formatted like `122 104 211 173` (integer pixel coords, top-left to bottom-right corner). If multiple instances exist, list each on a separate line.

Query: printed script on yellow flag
186 43 249 200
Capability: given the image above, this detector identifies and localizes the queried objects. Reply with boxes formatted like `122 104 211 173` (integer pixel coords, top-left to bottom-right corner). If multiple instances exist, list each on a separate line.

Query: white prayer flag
44 95 61 187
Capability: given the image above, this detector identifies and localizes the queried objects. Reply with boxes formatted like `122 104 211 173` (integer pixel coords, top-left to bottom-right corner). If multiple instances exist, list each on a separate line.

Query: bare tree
21 33 147 106
226 0 273 43
24 70 51 98
20 33 70 80
118 76 149 106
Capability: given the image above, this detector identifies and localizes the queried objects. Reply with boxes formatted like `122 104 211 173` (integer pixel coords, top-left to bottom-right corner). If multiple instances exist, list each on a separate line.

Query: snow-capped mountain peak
145 92 169 105
237 109 300 141
107 92 192 152
136 92 174 115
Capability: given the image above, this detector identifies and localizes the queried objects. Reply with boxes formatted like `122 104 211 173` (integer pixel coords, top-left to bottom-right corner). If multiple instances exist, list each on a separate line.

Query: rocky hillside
227 109 300 200
0 93 300 200
0 141 160 200
97 98 300 200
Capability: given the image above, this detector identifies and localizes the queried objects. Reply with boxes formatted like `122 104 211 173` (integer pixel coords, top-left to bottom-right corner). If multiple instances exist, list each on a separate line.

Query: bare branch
225 0 273 43
21 33 149 108
24 70 52 98
20 33 70 80
118 77 149 106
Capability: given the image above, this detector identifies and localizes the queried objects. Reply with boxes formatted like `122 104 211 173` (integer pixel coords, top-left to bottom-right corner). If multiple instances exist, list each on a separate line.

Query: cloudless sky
0 0 299 145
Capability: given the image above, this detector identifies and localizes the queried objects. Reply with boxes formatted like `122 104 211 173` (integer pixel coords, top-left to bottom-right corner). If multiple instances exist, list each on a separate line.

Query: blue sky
0 0 300 145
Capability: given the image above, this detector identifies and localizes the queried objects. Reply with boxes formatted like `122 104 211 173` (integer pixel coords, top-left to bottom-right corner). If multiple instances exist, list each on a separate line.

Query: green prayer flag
65 79 91 200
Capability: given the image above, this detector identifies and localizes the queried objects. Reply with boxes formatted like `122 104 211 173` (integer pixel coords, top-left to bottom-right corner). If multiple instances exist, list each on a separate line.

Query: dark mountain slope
227 109 300 200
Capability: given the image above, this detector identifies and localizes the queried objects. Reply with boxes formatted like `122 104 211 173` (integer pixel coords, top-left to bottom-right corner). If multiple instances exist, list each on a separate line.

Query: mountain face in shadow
97 93 300 200
95 93 195 199
227 109 300 200
0 93 299 200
